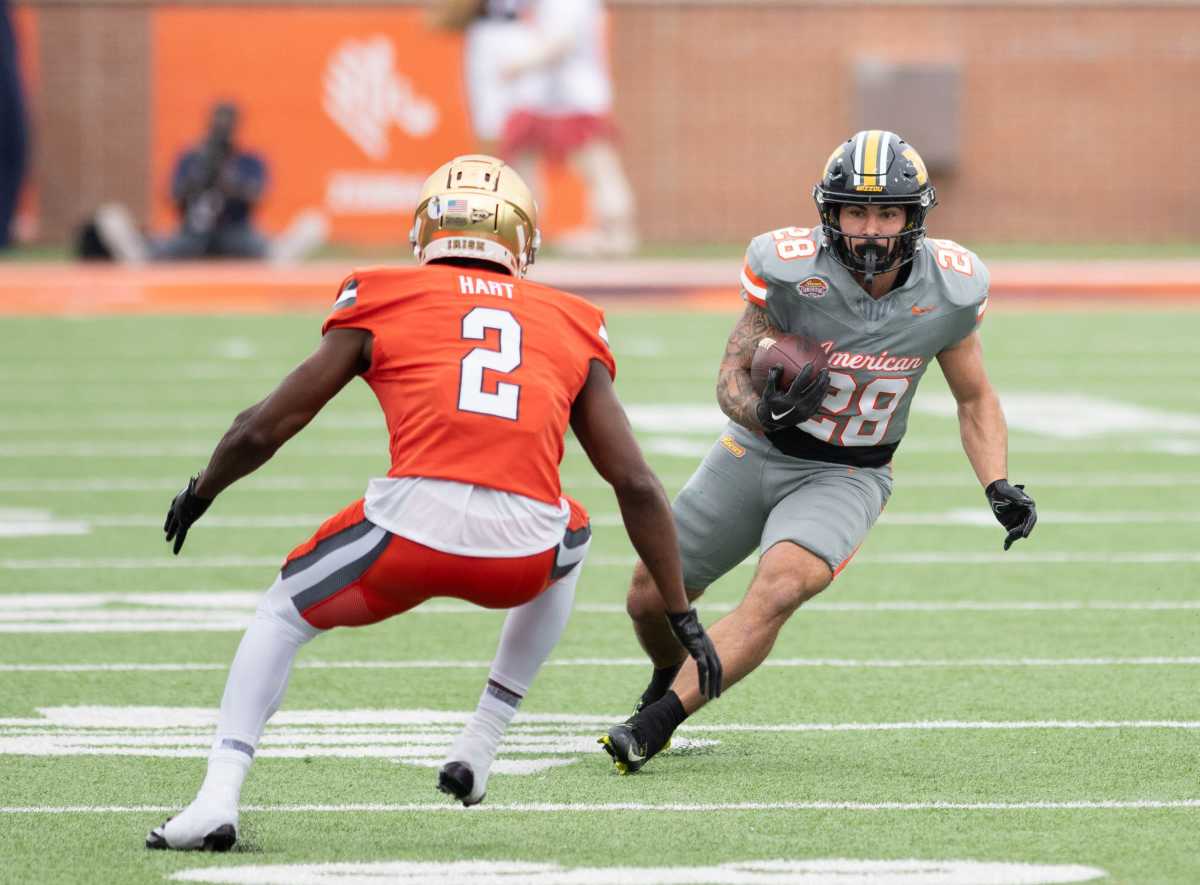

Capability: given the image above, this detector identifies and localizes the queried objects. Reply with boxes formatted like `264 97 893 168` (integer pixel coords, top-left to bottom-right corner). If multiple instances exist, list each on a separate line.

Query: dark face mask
852 239 890 284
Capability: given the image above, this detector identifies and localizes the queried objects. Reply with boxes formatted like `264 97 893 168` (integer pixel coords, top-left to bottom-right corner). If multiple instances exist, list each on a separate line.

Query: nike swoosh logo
911 305 936 316
770 407 796 421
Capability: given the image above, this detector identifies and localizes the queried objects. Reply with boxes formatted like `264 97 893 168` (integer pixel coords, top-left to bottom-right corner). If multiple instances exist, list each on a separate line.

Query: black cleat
598 723 651 775
146 820 237 852
438 761 485 807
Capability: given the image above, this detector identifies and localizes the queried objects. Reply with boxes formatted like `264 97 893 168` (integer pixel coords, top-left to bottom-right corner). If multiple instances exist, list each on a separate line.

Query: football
750 333 829 394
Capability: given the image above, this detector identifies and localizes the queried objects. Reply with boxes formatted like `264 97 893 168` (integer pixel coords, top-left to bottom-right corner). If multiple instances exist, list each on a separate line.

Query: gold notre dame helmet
409 155 540 277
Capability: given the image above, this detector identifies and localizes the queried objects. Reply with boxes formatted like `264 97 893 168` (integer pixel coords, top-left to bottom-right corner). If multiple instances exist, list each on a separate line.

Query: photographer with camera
89 101 325 264
157 102 269 259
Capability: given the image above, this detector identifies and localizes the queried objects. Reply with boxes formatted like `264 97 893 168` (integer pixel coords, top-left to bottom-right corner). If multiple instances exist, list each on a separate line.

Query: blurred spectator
433 0 637 257
500 0 637 257
91 101 325 264
431 1 538 157
0 0 28 251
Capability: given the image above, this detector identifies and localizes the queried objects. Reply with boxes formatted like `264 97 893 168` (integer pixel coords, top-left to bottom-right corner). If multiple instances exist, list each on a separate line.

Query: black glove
667 607 723 700
755 364 830 433
164 475 213 555
985 479 1037 551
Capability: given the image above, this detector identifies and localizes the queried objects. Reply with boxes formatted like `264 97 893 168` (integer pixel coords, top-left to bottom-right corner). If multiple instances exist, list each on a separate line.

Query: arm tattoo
716 303 777 432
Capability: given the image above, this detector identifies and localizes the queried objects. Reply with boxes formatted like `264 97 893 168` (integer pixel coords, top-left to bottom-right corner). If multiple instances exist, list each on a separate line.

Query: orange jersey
321 264 615 505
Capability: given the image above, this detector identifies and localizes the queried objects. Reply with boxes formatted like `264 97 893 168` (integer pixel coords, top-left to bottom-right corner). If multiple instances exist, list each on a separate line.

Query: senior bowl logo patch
796 276 828 298
719 434 746 459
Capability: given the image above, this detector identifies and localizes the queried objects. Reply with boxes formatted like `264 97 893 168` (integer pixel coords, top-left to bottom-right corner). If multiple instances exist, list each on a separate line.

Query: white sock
445 543 588 798
195 752 251 808
488 542 586 696
198 586 320 807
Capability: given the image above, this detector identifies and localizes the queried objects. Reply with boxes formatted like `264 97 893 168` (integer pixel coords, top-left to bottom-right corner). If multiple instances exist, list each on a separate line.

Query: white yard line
3 707 1196 732
4 595 1198 633
0 557 283 570
10 473 1200 492
0 444 389 458
678 720 1200 732
5 439 1200 457
17 510 1200 529
0 478 365 492
2 592 1200 613
6 552 1200 569
2 592 1197 615
2 799 1198 814
4 657 1200 673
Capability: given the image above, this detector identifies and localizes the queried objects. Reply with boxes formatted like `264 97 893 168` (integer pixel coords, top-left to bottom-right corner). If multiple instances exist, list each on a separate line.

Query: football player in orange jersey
146 155 721 852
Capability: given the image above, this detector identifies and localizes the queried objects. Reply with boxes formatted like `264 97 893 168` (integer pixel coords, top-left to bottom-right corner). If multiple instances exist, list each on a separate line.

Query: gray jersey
740 225 989 463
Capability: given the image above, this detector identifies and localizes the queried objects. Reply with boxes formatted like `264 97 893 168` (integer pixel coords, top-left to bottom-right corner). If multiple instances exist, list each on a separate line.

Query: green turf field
1 308 1198 884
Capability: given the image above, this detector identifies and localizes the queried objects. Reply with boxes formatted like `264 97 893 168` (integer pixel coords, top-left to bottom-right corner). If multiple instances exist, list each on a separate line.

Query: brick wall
34 4 151 241
19 1 1200 245
610 4 1200 244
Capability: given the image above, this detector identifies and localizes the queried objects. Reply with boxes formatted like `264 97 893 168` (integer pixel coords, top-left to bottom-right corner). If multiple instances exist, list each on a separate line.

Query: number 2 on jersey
459 307 522 420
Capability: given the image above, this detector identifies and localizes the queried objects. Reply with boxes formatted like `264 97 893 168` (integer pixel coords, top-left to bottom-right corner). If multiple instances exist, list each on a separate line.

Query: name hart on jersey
819 340 925 372
459 274 515 300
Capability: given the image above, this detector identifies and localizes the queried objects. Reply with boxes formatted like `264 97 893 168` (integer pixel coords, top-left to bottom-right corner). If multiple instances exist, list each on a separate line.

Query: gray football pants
673 423 893 592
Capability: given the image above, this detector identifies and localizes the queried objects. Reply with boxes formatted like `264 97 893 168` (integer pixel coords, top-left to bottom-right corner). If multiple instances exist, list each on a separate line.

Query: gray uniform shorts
673 423 893 592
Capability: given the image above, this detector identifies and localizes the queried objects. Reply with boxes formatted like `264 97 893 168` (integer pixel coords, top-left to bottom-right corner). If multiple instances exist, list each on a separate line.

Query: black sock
639 662 684 709
633 690 687 757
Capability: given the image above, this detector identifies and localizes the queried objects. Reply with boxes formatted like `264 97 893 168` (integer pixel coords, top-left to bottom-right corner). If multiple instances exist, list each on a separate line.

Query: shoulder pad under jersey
916 239 991 345
321 266 423 336
740 226 825 307
921 238 990 311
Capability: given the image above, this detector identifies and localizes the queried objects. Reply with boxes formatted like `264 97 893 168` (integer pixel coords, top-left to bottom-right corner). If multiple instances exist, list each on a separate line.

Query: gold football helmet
409 154 540 277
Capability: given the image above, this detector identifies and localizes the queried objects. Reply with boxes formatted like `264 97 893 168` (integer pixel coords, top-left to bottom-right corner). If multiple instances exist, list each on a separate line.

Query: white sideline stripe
12 473 1200 492
5 657 1200 673
8 552 1200 569
2 799 1198 814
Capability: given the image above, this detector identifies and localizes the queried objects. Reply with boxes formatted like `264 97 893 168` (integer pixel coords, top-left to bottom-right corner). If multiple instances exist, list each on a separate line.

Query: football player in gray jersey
601 130 1037 774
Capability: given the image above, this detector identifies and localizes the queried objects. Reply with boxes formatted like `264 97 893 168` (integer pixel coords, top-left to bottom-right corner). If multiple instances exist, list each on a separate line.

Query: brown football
750 333 829 394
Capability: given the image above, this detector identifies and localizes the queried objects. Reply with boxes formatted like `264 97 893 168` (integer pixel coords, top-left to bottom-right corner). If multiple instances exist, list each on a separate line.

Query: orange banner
151 8 583 246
